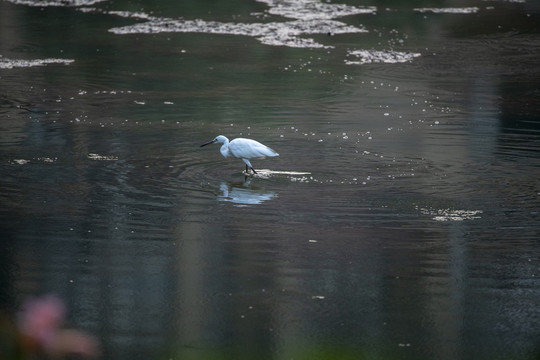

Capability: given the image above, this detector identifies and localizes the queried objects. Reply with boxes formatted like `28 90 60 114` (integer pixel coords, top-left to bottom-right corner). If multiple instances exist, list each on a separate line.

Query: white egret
200 135 279 174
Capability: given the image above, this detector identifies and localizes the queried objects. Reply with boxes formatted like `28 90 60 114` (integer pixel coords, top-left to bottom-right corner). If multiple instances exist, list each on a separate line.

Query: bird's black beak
200 139 216 147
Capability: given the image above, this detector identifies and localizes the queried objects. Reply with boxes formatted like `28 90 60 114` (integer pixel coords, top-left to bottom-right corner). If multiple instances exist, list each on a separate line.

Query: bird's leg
242 159 256 175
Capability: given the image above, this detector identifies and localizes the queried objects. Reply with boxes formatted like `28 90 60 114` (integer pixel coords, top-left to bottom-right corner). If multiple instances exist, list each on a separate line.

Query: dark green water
1 0 540 359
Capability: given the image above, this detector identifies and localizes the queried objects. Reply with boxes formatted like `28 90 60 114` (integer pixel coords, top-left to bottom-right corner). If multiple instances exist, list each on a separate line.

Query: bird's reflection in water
218 178 277 206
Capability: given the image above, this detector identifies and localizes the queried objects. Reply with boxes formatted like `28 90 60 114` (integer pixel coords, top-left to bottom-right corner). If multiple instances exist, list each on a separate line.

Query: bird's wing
229 138 279 159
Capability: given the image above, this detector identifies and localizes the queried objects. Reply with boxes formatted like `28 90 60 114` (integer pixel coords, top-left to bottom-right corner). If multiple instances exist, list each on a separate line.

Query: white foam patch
5 0 107 6
259 170 311 175
413 7 480 14
106 10 156 20
35 157 57 163
7 0 372 49
421 208 483 221
257 0 377 20
251 169 311 178
88 153 118 161
0 56 74 69
345 50 421 65
109 18 367 49
10 157 57 164
11 159 30 165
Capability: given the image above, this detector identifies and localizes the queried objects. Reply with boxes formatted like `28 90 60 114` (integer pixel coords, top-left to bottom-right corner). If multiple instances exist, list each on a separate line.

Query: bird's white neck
220 142 230 158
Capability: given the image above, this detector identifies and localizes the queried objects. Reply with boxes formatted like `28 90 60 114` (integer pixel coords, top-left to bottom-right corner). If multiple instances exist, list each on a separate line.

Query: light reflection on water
1 0 540 359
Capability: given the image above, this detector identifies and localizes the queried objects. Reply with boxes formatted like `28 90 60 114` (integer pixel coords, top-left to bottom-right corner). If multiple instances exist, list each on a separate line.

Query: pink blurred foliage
17 294 100 359
18 294 66 349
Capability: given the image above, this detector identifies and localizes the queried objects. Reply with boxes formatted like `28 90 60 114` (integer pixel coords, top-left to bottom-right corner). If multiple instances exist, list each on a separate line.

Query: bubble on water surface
289 175 312 182
0 56 74 69
345 50 421 65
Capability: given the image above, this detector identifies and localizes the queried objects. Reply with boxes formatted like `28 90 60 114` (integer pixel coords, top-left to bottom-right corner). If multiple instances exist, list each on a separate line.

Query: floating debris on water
345 50 421 65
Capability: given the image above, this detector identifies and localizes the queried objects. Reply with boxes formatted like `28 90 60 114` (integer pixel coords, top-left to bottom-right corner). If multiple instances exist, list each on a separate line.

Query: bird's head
200 135 228 147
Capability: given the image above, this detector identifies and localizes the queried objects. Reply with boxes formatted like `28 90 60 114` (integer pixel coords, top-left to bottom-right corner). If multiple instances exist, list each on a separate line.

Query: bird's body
201 135 279 174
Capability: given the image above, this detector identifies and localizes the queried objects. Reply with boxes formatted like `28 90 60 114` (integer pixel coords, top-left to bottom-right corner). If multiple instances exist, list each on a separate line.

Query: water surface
1 0 540 359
